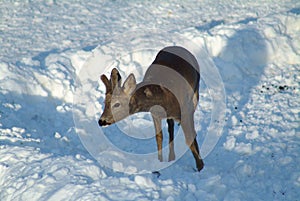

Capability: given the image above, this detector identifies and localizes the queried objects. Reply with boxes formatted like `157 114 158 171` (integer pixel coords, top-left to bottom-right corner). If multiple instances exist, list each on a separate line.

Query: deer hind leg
167 119 175 161
193 90 199 111
190 138 204 171
152 115 163 162
181 114 204 171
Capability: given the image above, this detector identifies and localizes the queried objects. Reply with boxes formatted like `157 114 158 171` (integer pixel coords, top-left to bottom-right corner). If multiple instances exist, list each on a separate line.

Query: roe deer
98 46 204 171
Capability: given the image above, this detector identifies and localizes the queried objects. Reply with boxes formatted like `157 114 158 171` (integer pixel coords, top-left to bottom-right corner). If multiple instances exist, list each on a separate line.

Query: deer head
98 68 136 126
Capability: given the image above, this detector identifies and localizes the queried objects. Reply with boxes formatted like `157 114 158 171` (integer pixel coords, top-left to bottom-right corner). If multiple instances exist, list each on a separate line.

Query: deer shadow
213 27 267 124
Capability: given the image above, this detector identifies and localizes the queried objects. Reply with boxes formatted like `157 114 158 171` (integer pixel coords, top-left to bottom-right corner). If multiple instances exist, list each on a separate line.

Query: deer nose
98 119 107 126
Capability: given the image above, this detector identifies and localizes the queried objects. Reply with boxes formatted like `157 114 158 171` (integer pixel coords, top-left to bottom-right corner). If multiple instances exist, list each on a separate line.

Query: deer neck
129 83 166 115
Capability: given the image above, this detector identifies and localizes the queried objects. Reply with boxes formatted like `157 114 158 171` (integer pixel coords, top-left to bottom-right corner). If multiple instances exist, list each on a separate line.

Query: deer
98 46 204 171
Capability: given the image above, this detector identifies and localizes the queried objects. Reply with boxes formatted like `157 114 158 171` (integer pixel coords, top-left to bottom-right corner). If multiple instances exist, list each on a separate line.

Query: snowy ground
1 0 300 200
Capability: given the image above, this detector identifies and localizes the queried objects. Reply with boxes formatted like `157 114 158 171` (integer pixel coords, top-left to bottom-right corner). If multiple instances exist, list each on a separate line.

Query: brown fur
99 46 204 171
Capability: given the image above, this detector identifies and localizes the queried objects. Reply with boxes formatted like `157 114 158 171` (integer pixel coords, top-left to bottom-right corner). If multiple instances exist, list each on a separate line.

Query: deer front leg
152 115 163 162
167 119 175 161
181 114 204 171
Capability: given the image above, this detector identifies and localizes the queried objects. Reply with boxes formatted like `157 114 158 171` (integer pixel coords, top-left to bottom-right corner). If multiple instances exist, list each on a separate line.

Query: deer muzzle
98 119 111 127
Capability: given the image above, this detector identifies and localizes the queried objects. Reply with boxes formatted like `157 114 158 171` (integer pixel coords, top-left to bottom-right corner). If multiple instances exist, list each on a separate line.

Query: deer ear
111 68 122 89
100 74 111 93
123 73 136 95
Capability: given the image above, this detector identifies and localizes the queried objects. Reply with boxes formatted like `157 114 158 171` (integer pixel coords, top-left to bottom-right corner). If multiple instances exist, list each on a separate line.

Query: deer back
143 46 200 110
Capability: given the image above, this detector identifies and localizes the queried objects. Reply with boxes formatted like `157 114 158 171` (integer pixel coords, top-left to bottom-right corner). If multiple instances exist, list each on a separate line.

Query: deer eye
113 103 121 108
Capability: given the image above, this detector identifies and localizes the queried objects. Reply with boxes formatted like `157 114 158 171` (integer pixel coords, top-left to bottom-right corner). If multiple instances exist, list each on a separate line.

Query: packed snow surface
1 0 300 200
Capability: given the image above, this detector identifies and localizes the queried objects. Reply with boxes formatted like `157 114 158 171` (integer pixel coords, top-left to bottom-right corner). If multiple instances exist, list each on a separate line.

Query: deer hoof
196 159 204 171
158 154 163 162
168 152 175 161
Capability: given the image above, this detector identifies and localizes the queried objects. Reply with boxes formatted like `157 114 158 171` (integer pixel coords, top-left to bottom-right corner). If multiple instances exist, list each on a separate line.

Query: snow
1 0 300 200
